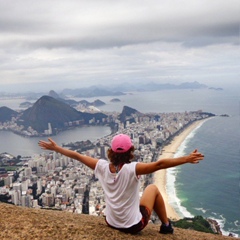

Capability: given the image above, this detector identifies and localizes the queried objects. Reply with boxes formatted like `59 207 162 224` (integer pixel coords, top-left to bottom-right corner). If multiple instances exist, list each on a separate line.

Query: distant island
19 102 33 108
110 98 121 102
208 87 223 91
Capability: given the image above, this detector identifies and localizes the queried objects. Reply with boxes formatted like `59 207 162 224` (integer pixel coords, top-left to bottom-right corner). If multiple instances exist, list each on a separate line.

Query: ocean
169 115 240 237
0 88 239 236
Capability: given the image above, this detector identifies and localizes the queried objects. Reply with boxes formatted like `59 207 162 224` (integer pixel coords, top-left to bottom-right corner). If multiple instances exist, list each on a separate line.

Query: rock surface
0 203 234 240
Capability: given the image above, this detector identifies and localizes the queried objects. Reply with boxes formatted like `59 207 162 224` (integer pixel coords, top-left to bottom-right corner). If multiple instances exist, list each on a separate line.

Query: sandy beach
153 119 207 221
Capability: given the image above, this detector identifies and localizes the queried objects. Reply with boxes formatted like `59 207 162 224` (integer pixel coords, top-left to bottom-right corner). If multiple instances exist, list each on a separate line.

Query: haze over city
0 0 239 93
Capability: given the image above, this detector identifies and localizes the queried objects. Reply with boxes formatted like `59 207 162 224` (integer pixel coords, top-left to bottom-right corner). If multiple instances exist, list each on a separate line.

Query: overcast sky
0 0 239 92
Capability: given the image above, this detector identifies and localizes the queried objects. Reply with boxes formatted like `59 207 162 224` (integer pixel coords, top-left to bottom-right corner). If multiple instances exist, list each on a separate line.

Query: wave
166 122 203 217
166 167 193 218
194 207 209 214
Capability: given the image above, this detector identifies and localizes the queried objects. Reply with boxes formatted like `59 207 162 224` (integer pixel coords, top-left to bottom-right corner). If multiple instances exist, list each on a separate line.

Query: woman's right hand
38 138 58 151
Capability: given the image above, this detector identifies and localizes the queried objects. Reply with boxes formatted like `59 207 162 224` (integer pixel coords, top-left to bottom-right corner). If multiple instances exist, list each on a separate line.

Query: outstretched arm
136 149 204 175
38 138 98 170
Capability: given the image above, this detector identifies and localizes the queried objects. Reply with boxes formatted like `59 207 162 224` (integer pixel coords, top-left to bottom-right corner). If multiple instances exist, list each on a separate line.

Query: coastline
153 119 208 221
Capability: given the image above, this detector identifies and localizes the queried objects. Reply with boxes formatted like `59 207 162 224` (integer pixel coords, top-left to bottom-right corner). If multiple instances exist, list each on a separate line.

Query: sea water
0 126 111 156
170 115 240 237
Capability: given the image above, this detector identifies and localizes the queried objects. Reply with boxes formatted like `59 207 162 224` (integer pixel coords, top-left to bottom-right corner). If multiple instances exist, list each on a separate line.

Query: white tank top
95 159 142 228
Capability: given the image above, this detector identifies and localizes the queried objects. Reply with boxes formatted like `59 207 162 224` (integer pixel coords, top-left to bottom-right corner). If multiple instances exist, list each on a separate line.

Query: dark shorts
105 205 151 234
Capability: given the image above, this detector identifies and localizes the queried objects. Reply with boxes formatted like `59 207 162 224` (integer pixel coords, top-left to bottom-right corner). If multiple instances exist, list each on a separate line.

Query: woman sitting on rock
38 134 204 235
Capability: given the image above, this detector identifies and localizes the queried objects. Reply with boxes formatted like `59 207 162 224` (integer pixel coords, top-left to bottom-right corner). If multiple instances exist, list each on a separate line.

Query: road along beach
153 119 208 221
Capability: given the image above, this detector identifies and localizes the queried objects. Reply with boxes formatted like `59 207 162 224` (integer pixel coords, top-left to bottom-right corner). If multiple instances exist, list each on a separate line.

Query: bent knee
145 184 159 193
140 184 161 210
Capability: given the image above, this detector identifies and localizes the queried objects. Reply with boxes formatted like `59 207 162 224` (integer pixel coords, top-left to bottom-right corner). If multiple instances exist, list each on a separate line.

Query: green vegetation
4 166 18 171
173 216 214 234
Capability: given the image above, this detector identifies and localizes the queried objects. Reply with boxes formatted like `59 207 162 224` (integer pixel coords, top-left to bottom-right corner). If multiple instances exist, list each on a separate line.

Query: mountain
118 106 143 123
48 90 106 107
18 96 107 133
48 90 61 99
92 99 105 107
0 107 18 122
178 81 207 89
59 81 209 98
48 90 79 106
117 81 208 91
78 99 106 107
62 86 125 98
85 81 207 93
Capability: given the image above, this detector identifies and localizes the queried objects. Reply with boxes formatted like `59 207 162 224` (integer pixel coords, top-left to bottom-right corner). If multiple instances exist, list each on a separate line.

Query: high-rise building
24 167 32 177
13 182 21 191
37 179 42 193
21 195 32 207
21 180 29 192
51 186 57 197
48 123 52 135
46 194 54 207
32 199 39 208
100 146 106 159
4 175 13 187
11 190 21 205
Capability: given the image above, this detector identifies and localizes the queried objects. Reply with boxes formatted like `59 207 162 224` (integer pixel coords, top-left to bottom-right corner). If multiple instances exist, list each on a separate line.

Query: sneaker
159 220 174 234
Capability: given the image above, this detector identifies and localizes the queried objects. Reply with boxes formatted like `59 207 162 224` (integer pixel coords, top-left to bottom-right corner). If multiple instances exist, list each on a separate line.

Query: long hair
107 146 135 166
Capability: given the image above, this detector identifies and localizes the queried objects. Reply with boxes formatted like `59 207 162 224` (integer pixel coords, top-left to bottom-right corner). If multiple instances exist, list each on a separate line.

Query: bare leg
140 184 169 224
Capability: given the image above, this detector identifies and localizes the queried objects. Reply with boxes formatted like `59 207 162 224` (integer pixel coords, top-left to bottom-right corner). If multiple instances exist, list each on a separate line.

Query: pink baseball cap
111 134 133 153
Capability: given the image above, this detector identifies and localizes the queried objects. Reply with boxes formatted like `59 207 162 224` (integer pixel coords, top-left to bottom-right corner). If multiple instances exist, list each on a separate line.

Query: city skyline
0 0 239 92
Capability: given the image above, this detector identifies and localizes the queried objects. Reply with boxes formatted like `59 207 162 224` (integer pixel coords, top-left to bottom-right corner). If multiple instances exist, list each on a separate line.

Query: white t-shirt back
95 159 142 228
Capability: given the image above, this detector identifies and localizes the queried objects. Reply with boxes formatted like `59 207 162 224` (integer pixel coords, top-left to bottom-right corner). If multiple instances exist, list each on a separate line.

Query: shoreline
153 119 208 221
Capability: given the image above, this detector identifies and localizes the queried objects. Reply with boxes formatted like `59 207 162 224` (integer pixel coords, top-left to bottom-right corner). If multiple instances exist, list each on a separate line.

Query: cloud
0 0 239 91
1 0 238 49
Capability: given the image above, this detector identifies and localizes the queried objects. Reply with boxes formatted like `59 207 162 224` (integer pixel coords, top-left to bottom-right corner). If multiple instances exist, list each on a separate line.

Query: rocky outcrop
0 203 233 240
208 219 222 235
